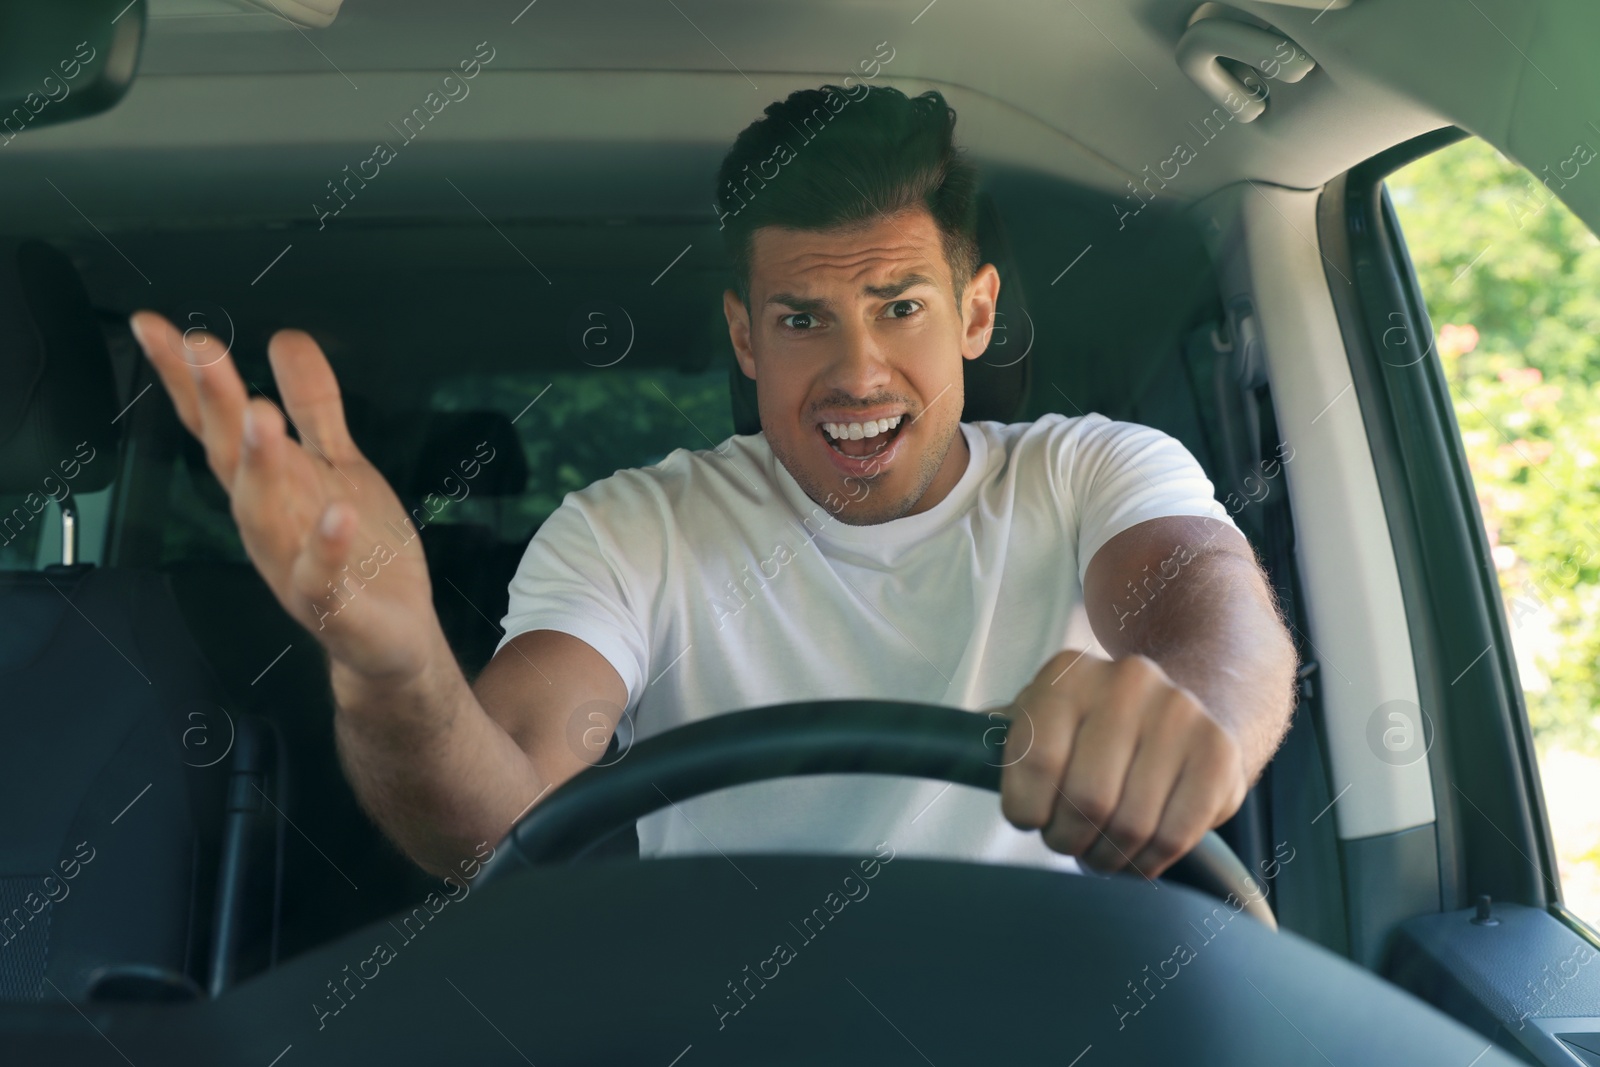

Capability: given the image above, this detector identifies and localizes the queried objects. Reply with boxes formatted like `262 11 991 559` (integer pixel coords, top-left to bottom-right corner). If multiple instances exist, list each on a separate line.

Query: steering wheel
477 699 1276 929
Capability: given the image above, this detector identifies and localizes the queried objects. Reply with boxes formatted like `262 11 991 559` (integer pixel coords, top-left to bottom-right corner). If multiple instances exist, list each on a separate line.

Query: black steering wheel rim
478 699 1276 929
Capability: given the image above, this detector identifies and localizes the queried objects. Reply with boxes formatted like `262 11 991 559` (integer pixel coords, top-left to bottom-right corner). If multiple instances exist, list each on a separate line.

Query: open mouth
818 415 906 460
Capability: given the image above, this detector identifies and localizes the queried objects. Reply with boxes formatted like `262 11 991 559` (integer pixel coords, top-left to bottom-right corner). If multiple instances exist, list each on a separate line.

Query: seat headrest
178 400 528 515
405 410 529 501
728 190 1033 436
0 240 120 495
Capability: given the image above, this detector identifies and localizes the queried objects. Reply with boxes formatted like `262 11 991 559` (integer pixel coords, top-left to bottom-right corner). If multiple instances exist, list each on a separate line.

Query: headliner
4 0 1597 236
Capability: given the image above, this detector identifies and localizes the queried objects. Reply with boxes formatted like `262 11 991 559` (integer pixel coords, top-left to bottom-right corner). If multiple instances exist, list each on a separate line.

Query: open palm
131 311 444 684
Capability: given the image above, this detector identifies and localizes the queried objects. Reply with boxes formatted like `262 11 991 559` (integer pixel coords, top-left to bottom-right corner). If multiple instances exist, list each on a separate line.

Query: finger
267 328 360 466
1037 656 1163 860
1129 749 1237 879
130 311 204 439
1081 702 1192 874
230 397 318 572
997 691 1081 832
289 497 359 638
1043 697 1142 863
188 329 251 487
136 310 253 487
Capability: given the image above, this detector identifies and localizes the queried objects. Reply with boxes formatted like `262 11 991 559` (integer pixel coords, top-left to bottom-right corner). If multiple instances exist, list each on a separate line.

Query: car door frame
1319 126 1562 917
1316 125 1600 1064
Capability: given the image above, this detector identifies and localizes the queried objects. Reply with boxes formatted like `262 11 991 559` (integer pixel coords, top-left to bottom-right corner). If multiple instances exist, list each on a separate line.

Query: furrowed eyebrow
766 292 832 314
764 273 939 313
861 273 938 300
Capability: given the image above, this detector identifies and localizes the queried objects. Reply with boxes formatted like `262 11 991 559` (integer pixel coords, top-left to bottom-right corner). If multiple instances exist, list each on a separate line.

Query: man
130 84 1297 884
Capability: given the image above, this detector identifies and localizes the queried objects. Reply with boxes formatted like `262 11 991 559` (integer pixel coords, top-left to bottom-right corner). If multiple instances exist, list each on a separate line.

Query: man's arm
1084 514 1298 778
998 514 1297 878
331 628 628 879
128 310 624 880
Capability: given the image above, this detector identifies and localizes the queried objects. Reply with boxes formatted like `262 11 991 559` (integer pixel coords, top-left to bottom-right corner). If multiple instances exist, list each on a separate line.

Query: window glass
1389 136 1600 924
160 445 249 566
429 367 735 540
155 366 736 565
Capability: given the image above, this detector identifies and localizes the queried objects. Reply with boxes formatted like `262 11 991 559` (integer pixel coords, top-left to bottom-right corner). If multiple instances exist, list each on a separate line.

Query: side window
159 447 249 567
430 368 734 540
1388 137 1600 926
150 367 736 567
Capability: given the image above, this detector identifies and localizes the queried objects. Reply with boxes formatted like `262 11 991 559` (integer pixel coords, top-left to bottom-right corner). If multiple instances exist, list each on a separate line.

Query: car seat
0 239 284 1001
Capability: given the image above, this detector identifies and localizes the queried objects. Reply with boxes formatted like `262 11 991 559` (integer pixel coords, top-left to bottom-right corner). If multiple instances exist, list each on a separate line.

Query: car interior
1 1 1598 1064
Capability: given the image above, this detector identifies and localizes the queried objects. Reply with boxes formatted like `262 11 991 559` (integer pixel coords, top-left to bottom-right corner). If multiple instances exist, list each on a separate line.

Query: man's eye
885 299 923 319
781 312 819 331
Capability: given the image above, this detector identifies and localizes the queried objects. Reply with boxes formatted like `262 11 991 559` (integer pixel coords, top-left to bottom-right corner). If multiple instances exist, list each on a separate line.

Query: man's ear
723 289 756 380
962 262 1001 362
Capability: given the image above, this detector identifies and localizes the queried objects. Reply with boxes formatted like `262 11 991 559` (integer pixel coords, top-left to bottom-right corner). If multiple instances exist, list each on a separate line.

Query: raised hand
130 311 446 686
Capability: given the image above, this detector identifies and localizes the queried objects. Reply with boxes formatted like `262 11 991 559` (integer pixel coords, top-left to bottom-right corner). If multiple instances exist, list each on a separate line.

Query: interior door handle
1175 19 1317 123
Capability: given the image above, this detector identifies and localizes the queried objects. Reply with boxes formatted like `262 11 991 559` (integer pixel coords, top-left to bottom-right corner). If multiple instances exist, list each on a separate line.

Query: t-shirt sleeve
494 487 652 708
1058 413 1240 587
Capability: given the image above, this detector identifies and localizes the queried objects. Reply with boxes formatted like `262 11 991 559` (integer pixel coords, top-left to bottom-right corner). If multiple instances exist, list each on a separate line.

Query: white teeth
822 415 903 440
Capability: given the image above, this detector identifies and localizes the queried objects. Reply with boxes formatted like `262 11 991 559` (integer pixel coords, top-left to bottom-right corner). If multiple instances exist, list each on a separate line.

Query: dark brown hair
715 84 981 308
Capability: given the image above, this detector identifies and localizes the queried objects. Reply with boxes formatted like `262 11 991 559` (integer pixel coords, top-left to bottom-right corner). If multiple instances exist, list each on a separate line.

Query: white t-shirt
495 412 1237 874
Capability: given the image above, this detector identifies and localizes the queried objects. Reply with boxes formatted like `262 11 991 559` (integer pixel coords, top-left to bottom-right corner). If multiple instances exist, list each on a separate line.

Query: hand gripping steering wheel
476 700 1276 929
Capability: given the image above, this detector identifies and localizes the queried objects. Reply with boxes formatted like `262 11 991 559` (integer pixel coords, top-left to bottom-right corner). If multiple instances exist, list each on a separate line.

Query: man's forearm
1125 545 1299 780
327 630 546 877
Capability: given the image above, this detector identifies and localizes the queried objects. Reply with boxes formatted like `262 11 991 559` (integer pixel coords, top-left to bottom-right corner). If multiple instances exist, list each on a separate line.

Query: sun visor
239 0 344 29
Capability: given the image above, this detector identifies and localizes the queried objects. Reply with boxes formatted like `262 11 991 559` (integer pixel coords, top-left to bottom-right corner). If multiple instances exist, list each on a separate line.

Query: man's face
724 206 1000 525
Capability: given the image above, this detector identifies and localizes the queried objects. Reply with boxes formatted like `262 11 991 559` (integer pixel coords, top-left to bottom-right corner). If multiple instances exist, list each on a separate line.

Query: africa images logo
711 842 896 1031
312 841 496 1030
313 41 497 230
1365 699 1435 767
0 40 98 147
713 41 896 231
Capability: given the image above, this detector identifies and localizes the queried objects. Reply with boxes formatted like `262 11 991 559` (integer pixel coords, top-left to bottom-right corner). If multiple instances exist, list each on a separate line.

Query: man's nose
827 320 893 396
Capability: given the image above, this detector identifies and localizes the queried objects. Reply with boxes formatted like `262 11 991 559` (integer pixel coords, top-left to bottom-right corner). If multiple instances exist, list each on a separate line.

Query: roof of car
9 0 1591 233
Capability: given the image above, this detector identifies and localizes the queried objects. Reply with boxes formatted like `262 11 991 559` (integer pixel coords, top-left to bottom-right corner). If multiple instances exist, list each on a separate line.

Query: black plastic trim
1340 825 1442 972
1317 128 1558 911
1389 901 1600 1063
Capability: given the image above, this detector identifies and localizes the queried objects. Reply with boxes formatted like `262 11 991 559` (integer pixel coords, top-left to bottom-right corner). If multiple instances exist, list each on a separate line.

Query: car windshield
0 4 1593 1067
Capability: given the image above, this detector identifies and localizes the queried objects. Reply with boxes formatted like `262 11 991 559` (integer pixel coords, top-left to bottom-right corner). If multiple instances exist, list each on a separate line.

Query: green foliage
150 365 737 567
433 367 736 539
1390 138 1600 752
